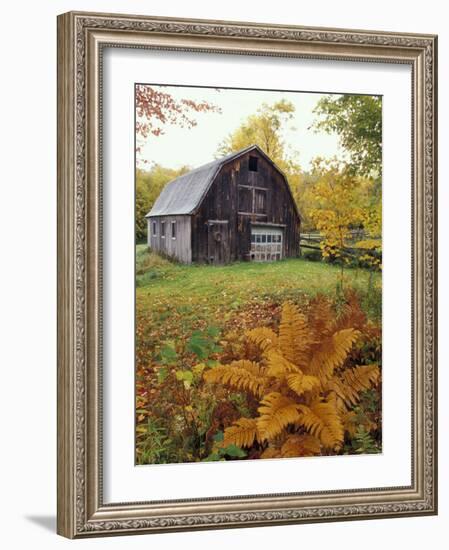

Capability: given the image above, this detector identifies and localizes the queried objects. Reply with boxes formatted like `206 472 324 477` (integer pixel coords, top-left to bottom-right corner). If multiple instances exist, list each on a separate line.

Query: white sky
137 85 345 171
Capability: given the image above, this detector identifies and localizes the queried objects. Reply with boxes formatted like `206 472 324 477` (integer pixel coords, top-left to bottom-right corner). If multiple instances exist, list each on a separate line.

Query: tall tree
136 165 190 241
217 100 297 167
308 158 381 278
309 159 364 260
312 95 382 177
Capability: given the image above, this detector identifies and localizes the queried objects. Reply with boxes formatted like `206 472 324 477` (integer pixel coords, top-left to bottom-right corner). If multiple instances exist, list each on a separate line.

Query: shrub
301 247 322 262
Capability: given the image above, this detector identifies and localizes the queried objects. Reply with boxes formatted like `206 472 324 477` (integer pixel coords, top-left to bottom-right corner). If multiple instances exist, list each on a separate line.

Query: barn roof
146 145 287 218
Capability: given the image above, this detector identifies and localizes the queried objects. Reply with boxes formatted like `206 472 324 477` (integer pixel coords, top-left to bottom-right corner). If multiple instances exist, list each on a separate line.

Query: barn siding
147 215 192 263
192 149 300 263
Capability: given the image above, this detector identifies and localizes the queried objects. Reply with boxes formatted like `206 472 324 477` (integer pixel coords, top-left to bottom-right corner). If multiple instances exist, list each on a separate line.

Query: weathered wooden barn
145 145 300 264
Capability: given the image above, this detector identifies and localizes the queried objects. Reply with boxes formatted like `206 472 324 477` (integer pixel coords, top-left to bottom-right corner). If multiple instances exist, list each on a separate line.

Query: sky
136 85 346 172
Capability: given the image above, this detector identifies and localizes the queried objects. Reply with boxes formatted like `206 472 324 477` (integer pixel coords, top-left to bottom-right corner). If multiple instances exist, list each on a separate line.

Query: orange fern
223 418 261 448
204 297 381 459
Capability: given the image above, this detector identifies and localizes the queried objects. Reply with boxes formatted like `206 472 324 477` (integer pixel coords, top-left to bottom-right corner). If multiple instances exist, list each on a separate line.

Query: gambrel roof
146 144 297 218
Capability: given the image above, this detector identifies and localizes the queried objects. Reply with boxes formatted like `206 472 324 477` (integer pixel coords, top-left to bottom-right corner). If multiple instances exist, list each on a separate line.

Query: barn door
208 221 230 264
250 226 284 261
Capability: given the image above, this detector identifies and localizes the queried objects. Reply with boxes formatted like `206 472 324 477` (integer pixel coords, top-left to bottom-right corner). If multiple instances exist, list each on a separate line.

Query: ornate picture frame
57 11 437 538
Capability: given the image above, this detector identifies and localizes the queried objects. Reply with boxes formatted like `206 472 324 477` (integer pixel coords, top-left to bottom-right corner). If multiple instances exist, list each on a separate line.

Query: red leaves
135 85 221 140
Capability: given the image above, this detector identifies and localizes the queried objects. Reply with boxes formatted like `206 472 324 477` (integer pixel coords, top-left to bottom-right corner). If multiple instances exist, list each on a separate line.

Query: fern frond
297 399 344 450
328 364 380 409
335 290 367 331
342 410 358 438
286 372 321 396
257 392 302 441
307 328 360 381
278 303 313 368
308 295 334 341
246 327 279 353
260 447 281 459
342 410 377 438
281 434 321 457
203 360 267 397
265 350 301 379
223 418 261 448
341 363 380 394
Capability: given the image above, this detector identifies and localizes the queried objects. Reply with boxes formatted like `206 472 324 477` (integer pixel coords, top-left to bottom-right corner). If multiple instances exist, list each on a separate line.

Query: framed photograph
57 11 438 538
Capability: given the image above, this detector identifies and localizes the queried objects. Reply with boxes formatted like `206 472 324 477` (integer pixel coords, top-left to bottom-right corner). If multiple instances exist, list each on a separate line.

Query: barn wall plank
147 215 192 263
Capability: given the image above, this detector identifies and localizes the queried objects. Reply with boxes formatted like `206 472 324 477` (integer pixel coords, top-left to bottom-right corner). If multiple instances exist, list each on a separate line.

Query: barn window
171 220 177 239
239 185 268 216
249 156 258 172
254 189 267 214
250 226 283 262
238 186 253 212
161 221 166 238
152 220 157 237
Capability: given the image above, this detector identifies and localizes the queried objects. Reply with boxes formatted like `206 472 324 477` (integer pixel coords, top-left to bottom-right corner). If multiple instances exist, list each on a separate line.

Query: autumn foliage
204 294 380 458
136 274 381 464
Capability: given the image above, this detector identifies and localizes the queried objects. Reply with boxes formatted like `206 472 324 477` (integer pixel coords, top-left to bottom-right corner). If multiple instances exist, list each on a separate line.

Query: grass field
137 243 380 314
136 244 381 367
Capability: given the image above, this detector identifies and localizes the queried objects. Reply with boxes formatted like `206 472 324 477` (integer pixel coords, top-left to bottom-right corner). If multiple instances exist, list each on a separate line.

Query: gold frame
57 11 438 538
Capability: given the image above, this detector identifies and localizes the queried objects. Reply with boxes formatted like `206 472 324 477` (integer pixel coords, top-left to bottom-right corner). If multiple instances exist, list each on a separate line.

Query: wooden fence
299 231 381 259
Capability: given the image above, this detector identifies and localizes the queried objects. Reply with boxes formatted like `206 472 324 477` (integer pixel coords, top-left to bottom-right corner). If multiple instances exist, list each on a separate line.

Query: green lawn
136 244 380 303
136 245 381 364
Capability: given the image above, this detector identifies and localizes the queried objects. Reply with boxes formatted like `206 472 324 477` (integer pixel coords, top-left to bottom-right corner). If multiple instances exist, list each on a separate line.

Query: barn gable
145 145 298 219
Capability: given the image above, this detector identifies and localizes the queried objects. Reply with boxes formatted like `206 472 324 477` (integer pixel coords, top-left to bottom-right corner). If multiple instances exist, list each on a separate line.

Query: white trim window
152 220 157 237
171 220 177 239
250 226 283 261
160 221 166 238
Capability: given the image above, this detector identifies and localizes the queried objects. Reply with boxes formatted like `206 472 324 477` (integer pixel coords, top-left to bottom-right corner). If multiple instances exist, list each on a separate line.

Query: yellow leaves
308 295 334 340
286 372 320 396
203 297 380 459
265 350 300 378
260 447 280 459
258 434 322 459
347 363 380 388
297 399 344 451
281 434 321 457
257 392 302 441
279 303 313 367
311 171 364 210
355 239 382 251
223 418 261 448
192 363 206 376
308 163 375 258
203 360 267 397
307 328 360 381
329 364 380 409
246 327 278 353
334 290 367 332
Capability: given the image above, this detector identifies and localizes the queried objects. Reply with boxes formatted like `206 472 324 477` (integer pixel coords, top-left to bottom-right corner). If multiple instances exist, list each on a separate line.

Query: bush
135 247 177 286
301 247 322 262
